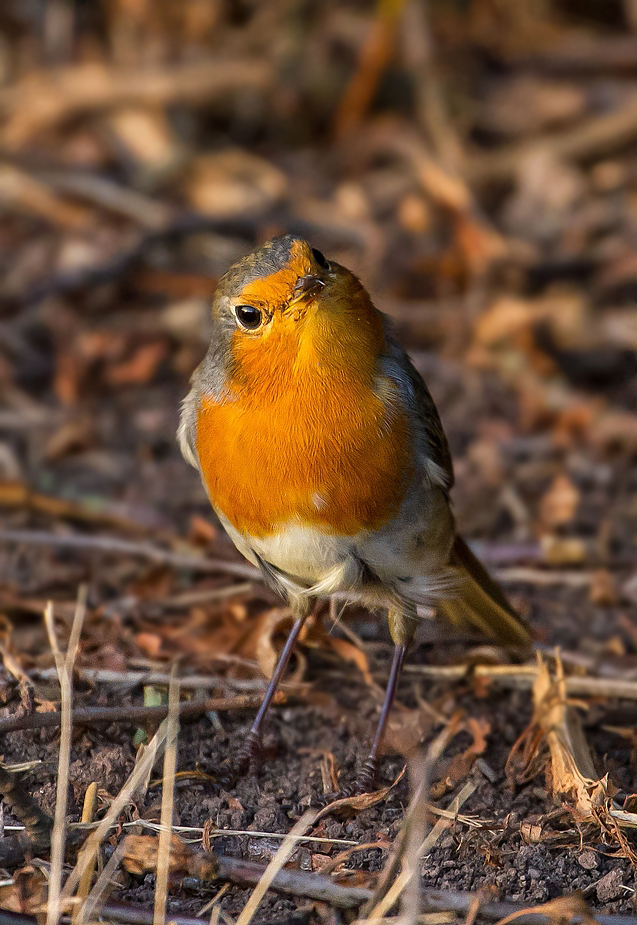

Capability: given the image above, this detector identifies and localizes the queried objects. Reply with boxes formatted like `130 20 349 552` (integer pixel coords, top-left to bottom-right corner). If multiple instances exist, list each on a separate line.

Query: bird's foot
217 729 263 788
310 757 379 808
236 728 263 776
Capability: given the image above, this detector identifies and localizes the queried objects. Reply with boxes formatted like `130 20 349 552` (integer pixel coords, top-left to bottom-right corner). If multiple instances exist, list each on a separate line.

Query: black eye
311 247 330 270
234 305 263 330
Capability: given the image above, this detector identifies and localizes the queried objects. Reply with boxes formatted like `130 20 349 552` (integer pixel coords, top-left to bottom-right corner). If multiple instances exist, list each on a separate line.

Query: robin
179 234 530 793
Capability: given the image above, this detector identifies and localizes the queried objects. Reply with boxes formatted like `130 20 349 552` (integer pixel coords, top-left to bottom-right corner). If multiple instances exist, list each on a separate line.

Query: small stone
596 868 624 902
578 850 598 871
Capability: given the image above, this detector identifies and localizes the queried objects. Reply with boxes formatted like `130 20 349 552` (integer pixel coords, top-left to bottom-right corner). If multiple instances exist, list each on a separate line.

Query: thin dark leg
355 642 407 793
237 614 306 774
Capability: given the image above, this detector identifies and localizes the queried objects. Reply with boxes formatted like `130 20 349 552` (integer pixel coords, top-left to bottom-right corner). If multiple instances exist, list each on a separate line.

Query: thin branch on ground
0 692 285 735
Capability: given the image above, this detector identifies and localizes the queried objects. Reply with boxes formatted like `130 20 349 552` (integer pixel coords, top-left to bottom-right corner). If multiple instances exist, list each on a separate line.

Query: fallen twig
0 528 260 578
30 667 264 689
121 832 372 910
0 693 284 736
468 93 637 184
0 887 634 925
403 663 637 700
0 59 272 148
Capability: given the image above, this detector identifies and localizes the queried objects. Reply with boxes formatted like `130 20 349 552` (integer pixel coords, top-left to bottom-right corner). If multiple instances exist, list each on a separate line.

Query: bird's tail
436 535 531 653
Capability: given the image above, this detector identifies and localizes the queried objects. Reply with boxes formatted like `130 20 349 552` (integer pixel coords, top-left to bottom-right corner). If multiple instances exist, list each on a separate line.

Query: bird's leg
310 599 416 806
353 599 416 793
235 602 312 776
354 640 407 794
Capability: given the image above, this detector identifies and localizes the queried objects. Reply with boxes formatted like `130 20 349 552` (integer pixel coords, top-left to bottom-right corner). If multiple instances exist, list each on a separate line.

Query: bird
179 233 530 794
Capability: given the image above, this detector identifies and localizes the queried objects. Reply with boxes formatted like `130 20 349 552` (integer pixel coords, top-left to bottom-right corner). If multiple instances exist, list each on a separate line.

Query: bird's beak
290 274 325 303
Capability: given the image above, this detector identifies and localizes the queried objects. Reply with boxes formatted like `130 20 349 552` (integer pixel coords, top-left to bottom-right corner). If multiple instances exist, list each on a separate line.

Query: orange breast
196 300 413 539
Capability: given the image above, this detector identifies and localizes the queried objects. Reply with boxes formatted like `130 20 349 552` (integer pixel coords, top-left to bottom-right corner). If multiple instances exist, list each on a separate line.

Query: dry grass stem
399 753 431 925
154 668 180 925
73 782 98 925
59 718 169 905
44 586 88 925
363 715 473 924
80 841 127 922
234 809 318 925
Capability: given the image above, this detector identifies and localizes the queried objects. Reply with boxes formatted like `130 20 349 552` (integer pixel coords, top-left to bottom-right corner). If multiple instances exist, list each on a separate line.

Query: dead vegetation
3 0 637 922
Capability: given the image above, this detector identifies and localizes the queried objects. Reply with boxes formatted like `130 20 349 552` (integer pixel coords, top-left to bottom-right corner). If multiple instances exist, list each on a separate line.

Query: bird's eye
311 247 330 270
234 305 263 330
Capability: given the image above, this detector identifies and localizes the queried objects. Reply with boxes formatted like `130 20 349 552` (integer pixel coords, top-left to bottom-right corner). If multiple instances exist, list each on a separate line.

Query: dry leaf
104 106 181 177
507 654 612 820
184 149 285 218
252 608 300 681
121 833 219 881
430 717 490 799
0 866 47 915
589 569 618 606
539 474 580 530
105 340 168 386
541 535 587 566
326 636 373 687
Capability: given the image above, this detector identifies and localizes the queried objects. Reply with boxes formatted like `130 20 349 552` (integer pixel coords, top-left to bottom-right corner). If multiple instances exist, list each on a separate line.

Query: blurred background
2 0 637 720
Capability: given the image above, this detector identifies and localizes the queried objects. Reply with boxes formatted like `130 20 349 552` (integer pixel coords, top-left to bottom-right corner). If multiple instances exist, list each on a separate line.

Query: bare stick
468 95 637 185
44 588 87 925
0 692 280 735
0 529 260 579
30 667 263 689
154 670 180 925
0 58 272 148
402 663 637 701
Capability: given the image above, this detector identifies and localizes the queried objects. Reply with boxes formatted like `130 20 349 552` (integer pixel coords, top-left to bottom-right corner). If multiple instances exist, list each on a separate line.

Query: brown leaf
121 833 219 881
539 474 580 530
0 866 47 915
105 340 167 386
252 608 299 681
327 636 373 687
541 535 587 566
430 716 490 798
184 149 285 219
589 569 619 607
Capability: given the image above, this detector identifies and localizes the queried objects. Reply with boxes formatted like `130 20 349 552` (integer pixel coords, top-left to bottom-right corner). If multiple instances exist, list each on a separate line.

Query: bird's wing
381 332 454 492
